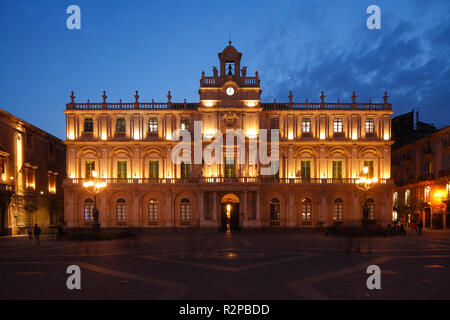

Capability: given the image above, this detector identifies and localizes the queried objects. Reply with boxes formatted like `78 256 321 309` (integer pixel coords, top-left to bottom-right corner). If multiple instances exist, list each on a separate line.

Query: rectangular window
302 204 312 220
181 203 190 221
48 175 56 194
26 171 35 190
181 162 191 179
117 161 127 179
180 118 190 131
334 204 343 221
148 118 158 133
116 204 126 221
225 158 236 178
333 118 343 133
149 160 159 179
85 161 95 179
301 161 311 179
424 186 430 203
116 118 126 133
332 161 342 179
301 118 311 133
84 118 94 132
364 160 374 178
270 118 279 130
365 118 375 133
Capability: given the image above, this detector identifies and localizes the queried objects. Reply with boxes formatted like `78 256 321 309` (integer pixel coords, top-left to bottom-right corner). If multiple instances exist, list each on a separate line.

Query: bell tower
219 41 242 78
199 42 261 108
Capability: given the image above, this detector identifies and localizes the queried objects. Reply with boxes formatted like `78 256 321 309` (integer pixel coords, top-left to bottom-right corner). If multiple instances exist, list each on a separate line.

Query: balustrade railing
66 177 392 185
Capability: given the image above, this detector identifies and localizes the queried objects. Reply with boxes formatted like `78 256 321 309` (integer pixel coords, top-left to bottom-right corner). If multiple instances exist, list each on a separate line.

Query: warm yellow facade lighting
245 100 258 107
203 100 214 107
246 129 257 139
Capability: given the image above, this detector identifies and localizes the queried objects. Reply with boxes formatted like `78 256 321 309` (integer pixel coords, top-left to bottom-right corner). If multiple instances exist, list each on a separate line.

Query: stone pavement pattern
1 230 449 299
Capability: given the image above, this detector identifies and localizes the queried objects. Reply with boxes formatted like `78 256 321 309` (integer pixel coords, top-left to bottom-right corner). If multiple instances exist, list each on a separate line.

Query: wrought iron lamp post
82 170 107 231
355 167 378 226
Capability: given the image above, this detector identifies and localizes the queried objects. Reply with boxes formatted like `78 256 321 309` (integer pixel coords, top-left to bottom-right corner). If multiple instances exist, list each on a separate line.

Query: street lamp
83 170 107 231
355 166 378 226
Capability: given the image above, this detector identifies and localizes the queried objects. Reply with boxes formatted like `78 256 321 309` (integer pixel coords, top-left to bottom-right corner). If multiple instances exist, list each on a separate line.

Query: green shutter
117 161 127 179
333 161 342 179
301 161 310 178
149 160 159 179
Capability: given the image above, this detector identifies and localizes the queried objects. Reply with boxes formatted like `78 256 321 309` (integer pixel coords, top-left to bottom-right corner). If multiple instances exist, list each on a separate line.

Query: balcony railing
66 100 391 111
66 177 392 185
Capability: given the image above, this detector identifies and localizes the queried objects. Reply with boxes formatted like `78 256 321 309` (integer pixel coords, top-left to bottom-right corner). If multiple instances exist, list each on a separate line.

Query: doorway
424 207 431 228
220 194 240 232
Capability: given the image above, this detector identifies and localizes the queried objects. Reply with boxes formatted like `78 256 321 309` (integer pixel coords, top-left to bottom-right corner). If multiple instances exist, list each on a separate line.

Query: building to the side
64 43 394 231
392 115 450 229
0 109 66 235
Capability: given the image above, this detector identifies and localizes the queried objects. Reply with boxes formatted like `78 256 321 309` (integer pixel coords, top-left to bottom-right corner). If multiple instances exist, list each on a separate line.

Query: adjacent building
0 109 66 235
392 113 450 228
64 43 394 231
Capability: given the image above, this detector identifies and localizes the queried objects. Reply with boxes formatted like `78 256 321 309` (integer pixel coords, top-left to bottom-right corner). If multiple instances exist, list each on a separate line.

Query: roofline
392 125 450 153
0 107 64 144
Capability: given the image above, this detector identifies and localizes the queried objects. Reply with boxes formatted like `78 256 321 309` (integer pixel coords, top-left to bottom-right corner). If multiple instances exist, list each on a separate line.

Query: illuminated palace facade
64 43 394 230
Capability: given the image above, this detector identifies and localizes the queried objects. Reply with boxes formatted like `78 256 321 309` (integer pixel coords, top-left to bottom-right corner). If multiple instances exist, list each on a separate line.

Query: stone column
256 191 260 221
243 191 248 220
288 191 294 227
199 191 204 222
213 191 217 221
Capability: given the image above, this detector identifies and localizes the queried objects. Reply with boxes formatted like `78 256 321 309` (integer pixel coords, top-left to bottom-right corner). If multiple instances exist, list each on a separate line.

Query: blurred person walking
418 219 423 235
33 224 41 245
27 225 33 240
410 220 417 235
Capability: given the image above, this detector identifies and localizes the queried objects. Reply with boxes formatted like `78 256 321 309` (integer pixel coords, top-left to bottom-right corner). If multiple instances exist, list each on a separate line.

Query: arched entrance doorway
220 194 239 232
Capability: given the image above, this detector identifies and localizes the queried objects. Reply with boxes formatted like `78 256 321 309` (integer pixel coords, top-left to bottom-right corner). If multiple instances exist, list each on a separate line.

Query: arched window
333 118 343 133
365 118 375 133
116 198 126 223
334 198 344 221
405 190 411 206
270 198 280 225
301 198 312 221
180 198 190 221
393 192 398 207
367 198 375 220
148 199 158 223
84 198 94 221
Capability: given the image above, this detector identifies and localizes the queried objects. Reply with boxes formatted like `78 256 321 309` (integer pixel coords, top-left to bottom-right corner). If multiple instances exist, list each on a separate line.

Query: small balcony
82 131 94 140
333 132 346 139
146 131 159 140
114 132 127 139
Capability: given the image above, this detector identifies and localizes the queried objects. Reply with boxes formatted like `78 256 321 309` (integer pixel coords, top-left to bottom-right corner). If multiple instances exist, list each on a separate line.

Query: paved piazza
1 230 450 299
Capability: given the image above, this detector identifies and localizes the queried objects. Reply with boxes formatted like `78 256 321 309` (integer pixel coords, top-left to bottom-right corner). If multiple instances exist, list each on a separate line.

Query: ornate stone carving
222 111 239 128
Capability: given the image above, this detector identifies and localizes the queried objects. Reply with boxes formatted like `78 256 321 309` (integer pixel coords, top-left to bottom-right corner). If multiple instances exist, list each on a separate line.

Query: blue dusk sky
0 0 449 139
